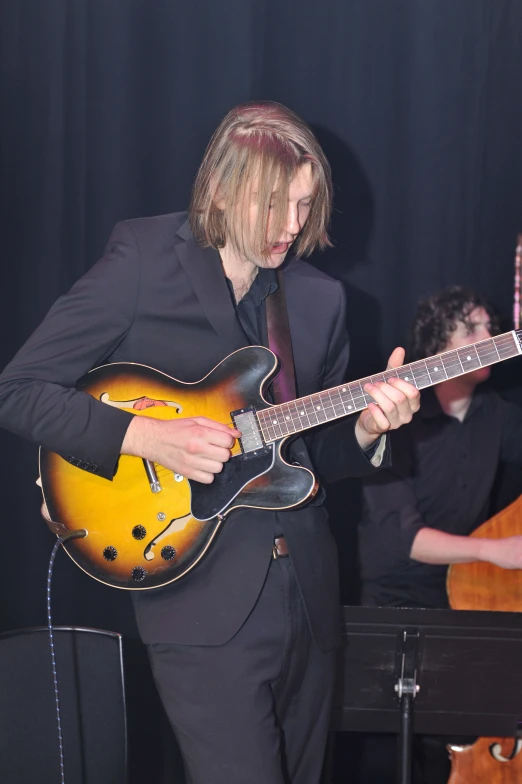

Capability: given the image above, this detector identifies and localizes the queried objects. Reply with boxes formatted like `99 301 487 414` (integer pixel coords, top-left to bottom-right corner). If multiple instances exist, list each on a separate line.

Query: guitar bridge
231 407 267 456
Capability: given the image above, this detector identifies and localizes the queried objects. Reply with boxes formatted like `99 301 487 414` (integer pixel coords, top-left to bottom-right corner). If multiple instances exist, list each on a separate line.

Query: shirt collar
247 267 278 306
177 219 279 306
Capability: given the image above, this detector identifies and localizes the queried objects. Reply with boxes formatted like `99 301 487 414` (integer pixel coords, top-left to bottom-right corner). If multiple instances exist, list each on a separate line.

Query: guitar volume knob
132 525 147 540
131 566 147 582
103 546 118 561
161 546 177 561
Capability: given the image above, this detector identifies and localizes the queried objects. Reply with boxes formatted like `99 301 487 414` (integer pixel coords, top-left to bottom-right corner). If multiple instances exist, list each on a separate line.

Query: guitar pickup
231 407 268 456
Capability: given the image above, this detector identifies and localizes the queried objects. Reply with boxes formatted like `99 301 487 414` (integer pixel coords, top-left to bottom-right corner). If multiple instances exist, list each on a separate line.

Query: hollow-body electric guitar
40 330 522 590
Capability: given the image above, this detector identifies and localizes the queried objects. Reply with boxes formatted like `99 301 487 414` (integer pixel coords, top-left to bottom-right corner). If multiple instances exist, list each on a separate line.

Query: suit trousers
147 555 336 784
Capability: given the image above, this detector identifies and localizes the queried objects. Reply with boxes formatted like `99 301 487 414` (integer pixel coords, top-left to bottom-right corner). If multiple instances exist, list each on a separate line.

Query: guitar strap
265 268 297 404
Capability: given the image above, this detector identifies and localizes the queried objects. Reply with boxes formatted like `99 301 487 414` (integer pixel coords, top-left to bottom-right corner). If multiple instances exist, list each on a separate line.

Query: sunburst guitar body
39 347 317 590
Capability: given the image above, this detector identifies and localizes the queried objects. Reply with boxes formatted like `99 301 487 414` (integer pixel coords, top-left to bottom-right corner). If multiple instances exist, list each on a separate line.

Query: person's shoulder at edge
98 212 191 273
107 211 190 251
118 210 188 232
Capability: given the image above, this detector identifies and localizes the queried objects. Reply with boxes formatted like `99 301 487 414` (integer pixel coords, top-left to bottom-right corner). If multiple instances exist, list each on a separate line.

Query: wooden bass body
447 494 522 611
447 495 522 778
448 737 522 783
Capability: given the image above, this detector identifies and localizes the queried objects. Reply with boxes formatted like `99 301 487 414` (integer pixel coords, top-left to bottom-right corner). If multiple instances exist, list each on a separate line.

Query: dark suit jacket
0 213 384 649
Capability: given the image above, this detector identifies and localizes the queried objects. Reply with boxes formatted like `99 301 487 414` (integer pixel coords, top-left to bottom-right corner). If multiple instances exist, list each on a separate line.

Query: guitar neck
257 330 522 443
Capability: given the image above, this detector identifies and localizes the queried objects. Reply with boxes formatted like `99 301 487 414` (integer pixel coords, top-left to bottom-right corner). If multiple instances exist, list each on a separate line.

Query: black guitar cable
46 529 87 784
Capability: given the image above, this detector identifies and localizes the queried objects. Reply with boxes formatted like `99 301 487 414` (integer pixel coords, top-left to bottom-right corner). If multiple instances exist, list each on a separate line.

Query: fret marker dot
342 387 346 392
466 356 471 361
286 416 290 420
348 405 352 410
434 366 438 371
405 376 409 381
300 411 305 416
272 420 277 425
316 406 321 410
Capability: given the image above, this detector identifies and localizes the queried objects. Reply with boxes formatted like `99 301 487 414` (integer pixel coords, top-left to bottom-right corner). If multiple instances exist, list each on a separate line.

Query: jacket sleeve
308 280 391 483
0 221 141 479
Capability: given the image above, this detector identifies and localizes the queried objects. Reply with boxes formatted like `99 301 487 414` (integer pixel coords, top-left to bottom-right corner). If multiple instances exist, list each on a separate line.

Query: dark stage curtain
1 2 522 781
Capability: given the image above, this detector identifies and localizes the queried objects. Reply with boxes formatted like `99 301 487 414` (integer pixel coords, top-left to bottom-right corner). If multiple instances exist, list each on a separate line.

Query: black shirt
225 267 278 348
359 387 522 609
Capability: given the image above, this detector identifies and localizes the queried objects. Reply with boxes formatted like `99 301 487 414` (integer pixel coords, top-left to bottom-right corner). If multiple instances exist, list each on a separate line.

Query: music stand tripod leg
395 630 420 784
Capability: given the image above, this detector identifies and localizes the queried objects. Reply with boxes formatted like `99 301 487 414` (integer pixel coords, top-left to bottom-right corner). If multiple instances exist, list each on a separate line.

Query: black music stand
330 606 522 784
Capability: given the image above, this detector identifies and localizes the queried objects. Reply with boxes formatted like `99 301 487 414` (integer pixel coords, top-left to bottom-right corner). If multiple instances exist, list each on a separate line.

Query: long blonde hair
189 101 333 261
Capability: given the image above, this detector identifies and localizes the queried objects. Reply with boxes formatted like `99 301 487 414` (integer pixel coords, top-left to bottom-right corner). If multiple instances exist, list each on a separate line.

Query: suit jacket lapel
175 220 247 351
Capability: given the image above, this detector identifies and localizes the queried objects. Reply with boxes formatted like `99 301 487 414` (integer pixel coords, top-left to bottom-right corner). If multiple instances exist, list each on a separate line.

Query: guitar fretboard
256 330 522 443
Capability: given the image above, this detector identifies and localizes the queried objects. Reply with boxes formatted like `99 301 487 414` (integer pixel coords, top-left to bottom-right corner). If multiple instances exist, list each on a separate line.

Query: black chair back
0 626 127 784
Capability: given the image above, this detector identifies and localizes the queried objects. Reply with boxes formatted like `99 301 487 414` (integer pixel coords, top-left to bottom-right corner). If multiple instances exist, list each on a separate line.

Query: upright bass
447 495 522 782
